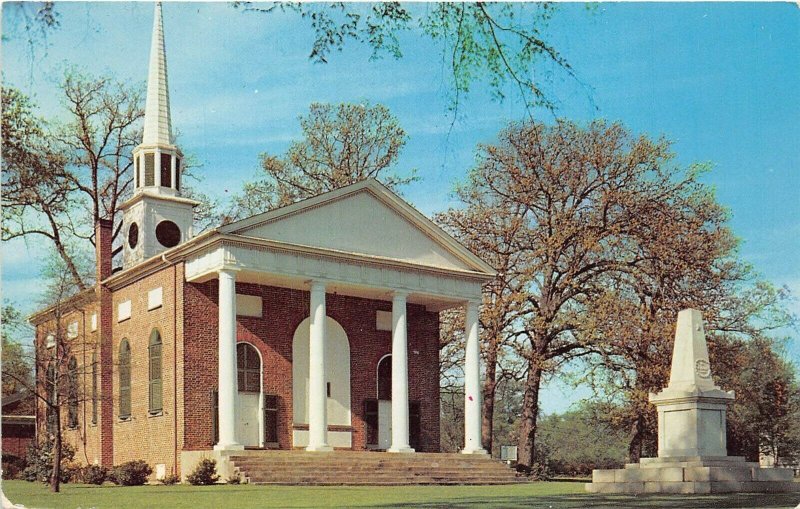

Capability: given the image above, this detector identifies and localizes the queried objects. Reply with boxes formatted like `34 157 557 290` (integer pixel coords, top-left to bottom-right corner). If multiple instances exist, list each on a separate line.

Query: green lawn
2 480 799 509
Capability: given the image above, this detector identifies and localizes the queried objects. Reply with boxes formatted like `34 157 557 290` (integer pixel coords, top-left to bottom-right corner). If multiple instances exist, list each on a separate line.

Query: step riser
229 452 520 485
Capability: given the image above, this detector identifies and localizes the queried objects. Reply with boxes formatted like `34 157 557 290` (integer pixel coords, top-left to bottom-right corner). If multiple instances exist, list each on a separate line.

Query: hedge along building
29 3 495 480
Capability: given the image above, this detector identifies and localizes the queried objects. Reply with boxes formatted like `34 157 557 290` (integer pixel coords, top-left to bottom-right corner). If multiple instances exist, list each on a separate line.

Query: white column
306 281 332 451
170 153 176 190
154 149 162 187
388 291 414 453
463 300 487 454
214 268 243 451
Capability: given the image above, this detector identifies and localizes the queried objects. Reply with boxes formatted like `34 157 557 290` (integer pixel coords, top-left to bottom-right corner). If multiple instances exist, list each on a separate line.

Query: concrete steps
229 451 523 485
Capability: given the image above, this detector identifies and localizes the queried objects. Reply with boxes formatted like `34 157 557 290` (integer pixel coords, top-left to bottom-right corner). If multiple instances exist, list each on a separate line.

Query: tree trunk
481 337 499 454
628 415 643 463
516 362 543 473
51 407 62 493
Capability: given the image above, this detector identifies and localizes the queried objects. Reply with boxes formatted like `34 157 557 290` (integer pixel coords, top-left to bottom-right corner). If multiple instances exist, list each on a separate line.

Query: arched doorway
376 354 392 449
237 342 263 447
292 316 351 448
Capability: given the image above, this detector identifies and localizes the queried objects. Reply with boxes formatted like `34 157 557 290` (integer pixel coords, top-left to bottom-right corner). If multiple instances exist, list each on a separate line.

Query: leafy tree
230 101 414 218
2 73 143 289
720 336 800 465
234 2 574 113
2 302 34 397
537 403 628 476
3 74 217 288
440 119 735 472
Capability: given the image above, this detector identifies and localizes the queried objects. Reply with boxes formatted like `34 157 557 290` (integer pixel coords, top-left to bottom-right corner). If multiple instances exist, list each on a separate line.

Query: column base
213 443 244 452
305 444 333 452
461 448 488 455
387 446 415 453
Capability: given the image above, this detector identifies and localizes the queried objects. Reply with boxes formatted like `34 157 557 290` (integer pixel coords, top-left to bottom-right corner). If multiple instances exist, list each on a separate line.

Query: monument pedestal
586 456 798 494
587 309 799 495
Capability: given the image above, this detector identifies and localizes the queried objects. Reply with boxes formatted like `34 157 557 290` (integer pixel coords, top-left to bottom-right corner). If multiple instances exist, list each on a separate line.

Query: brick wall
183 281 441 453
109 266 181 474
34 303 104 466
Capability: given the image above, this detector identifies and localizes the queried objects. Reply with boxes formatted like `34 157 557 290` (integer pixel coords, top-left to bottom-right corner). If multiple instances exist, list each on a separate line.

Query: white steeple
143 1 172 146
121 1 198 269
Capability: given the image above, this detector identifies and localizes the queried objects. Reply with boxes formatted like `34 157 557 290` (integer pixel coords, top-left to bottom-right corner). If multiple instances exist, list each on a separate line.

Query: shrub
2 453 27 480
186 458 219 485
160 473 180 485
22 438 76 483
111 460 153 486
81 465 108 485
226 474 241 484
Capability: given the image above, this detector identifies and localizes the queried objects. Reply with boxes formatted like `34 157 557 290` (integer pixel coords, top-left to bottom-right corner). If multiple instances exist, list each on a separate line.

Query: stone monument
587 308 799 494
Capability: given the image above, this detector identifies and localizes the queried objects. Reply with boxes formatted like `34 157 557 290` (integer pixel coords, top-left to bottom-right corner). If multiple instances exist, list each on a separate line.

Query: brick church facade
30 3 494 480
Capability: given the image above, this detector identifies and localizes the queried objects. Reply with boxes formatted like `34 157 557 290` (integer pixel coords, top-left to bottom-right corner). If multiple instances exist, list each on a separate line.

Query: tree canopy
230 101 414 219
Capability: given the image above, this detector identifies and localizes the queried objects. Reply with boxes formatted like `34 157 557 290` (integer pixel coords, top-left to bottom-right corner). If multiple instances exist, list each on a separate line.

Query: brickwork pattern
108 267 181 474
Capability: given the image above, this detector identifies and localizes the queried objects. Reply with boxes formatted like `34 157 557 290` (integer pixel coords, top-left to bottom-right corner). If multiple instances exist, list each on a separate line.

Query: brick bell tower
121 2 198 269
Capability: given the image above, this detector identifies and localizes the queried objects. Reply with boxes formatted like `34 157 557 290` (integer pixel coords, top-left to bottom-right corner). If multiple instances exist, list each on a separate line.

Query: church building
30 4 496 481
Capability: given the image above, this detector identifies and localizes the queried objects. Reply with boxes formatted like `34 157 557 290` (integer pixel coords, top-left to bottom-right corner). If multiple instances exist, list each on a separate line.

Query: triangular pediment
220 180 494 275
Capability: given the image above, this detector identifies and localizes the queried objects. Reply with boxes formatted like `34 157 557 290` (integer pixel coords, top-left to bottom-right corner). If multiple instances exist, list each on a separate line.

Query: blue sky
2 2 799 413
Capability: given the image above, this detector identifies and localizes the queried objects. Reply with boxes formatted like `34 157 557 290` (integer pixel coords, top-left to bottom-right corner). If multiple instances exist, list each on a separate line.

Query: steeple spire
143 1 172 146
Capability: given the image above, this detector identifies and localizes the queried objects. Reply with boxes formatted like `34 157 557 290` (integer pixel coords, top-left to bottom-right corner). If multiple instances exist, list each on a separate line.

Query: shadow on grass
367 492 800 509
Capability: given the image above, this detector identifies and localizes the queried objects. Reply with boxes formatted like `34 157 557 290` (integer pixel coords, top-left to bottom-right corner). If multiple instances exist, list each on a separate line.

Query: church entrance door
237 342 263 448
377 354 392 450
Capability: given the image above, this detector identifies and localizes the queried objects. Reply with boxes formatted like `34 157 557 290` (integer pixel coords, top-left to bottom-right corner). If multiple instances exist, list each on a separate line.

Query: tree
230 101 414 218
2 254 92 492
440 119 728 472
436 183 528 454
2 73 143 289
234 2 575 114
3 73 217 288
2 302 34 397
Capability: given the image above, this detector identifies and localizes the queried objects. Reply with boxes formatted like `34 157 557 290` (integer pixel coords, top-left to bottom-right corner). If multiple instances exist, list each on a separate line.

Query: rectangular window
364 399 378 447
211 390 219 445
90 313 97 332
148 287 163 310
410 401 421 451
264 394 279 444
117 300 131 322
160 153 171 187
144 153 155 186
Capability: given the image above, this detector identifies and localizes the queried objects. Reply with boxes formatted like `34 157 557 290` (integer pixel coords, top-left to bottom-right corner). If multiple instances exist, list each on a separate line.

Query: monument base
586 456 799 494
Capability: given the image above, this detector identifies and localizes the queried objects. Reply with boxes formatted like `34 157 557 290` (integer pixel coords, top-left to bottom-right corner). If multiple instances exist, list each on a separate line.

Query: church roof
219 179 496 276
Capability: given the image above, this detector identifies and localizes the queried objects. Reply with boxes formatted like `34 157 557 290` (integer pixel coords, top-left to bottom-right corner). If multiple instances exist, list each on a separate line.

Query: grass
2 480 799 509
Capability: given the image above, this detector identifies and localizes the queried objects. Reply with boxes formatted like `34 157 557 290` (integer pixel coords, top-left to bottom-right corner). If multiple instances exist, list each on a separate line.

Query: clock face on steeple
155 220 181 248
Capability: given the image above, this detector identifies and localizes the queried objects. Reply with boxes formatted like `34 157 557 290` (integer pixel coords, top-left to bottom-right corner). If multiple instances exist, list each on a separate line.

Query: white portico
184 179 495 454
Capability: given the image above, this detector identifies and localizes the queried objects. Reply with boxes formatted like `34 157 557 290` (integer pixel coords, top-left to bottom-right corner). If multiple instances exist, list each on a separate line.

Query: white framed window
90 313 97 332
148 287 163 310
117 300 132 322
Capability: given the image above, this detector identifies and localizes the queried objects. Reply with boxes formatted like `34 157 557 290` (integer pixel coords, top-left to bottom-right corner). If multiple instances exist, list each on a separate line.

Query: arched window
149 330 162 414
119 339 131 419
237 343 260 393
377 355 392 400
91 350 98 425
67 356 79 428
